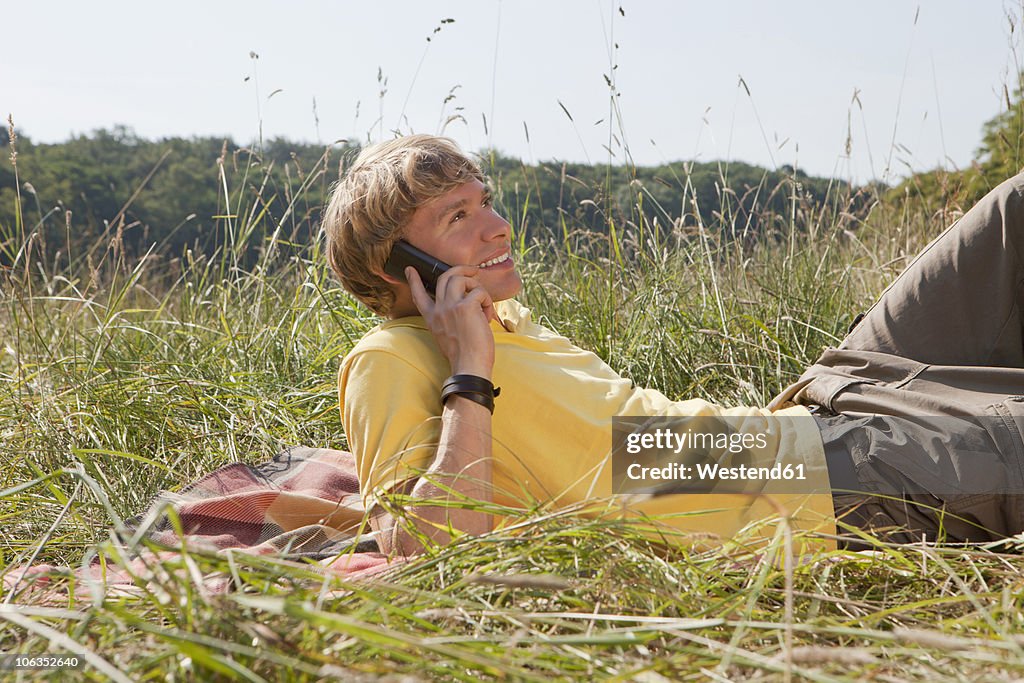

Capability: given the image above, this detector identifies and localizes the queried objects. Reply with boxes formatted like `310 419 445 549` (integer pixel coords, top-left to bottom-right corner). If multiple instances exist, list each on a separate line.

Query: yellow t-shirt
339 299 836 549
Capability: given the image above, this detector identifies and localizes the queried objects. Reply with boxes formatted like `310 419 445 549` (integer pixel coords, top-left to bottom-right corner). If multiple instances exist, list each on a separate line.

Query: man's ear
379 270 402 286
378 265 416 319
374 265 410 308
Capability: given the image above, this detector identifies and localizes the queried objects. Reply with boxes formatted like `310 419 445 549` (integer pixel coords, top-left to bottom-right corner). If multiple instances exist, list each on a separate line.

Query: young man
324 134 1024 556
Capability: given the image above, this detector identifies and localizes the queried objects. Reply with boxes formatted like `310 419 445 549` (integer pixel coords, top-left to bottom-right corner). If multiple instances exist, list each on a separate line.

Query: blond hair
323 135 484 315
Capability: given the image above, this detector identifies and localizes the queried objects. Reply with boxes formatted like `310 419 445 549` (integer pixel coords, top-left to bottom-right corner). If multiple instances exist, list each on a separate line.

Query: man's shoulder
349 317 430 353
341 319 441 375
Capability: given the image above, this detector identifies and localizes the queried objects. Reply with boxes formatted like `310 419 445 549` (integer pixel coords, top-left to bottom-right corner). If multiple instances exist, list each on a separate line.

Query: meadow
3 119 1024 682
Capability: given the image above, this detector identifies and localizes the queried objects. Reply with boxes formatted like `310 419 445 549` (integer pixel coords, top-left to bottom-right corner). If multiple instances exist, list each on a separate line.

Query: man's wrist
451 362 492 380
441 374 500 414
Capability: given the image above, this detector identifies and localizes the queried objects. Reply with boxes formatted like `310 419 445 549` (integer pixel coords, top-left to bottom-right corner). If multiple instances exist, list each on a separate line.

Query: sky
4 1 1022 183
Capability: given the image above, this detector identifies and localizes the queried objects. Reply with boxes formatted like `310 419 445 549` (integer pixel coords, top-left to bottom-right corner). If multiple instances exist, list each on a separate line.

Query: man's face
400 178 523 303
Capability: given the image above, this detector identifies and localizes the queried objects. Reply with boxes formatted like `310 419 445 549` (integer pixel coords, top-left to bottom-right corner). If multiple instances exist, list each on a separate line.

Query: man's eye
450 210 465 223
482 195 493 207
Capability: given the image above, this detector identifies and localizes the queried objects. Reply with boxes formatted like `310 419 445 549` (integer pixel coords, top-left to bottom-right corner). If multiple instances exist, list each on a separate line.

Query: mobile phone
384 240 452 295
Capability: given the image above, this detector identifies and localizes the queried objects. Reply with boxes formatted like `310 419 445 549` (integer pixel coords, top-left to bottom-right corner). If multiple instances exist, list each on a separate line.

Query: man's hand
406 265 496 378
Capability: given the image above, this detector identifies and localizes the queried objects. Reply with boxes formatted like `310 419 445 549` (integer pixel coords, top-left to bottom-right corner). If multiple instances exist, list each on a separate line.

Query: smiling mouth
478 252 511 268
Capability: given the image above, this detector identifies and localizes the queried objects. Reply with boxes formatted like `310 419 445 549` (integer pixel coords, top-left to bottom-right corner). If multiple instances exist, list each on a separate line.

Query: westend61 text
627 461 807 482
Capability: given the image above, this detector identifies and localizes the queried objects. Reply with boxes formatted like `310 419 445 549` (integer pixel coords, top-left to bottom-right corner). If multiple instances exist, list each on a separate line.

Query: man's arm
371 395 493 555
370 264 498 556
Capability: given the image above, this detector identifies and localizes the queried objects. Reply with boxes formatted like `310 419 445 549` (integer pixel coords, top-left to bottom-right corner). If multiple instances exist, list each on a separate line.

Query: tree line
33 120 1024 269
8 69 1024 268
0 126 850 268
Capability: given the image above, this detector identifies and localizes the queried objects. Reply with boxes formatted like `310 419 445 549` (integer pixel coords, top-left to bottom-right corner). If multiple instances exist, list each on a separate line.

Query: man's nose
481 210 510 240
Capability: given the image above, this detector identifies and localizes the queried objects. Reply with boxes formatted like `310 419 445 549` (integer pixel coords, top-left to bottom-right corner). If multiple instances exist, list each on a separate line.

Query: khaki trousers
770 173 1024 544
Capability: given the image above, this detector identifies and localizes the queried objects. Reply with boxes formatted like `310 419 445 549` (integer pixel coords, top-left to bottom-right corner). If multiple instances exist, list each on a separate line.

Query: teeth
478 252 510 268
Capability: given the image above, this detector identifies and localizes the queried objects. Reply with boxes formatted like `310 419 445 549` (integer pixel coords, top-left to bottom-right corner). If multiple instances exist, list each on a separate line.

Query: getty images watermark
610 415 831 496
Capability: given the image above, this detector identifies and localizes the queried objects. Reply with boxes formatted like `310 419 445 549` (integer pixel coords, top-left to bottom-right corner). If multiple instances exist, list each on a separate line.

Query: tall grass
1 105 1017 681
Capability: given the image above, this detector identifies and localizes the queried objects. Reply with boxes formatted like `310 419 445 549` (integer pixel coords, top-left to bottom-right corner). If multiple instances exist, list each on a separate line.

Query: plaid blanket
4 447 395 599
129 446 382 558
